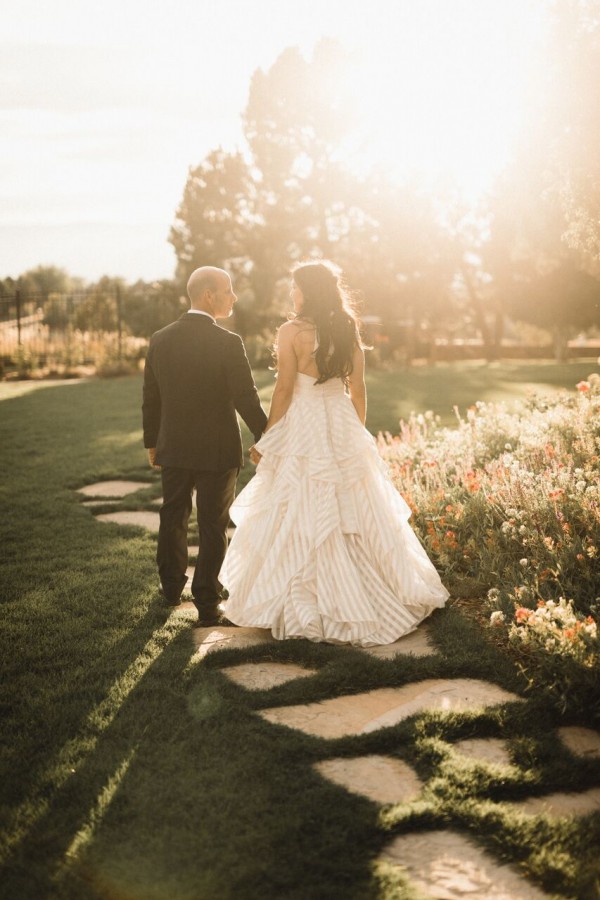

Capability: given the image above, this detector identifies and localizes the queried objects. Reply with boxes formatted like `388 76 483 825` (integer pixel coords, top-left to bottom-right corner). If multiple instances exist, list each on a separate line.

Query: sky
1 0 550 283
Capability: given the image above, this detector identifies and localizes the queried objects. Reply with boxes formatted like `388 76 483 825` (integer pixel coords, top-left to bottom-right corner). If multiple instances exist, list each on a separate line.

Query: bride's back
291 320 321 379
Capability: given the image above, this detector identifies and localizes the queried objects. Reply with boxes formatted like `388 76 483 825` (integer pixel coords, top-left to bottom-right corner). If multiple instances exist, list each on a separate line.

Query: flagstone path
314 755 423 805
77 480 148 498
380 831 549 899
81 478 600 899
558 726 600 758
503 787 600 819
222 661 317 690
362 625 435 659
97 510 161 530
258 679 522 739
191 625 275 659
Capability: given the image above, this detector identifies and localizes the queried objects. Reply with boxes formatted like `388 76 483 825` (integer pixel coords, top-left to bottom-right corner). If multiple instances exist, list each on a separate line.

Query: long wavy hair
291 260 362 384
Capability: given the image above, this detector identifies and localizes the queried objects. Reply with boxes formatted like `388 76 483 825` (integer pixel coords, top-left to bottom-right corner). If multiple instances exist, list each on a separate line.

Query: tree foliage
170 149 254 283
169 40 466 344
542 1 600 269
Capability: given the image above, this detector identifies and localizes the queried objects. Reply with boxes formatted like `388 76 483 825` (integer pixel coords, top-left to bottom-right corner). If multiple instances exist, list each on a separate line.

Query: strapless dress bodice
294 372 345 395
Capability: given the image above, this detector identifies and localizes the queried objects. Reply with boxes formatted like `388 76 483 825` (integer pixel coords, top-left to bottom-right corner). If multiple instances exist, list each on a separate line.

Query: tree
19 266 76 296
543 1 600 270
509 260 600 359
338 174 459 330
242 40 359 308
169 40 466 350
480 108 600 360
122 279 186 337
170 41 360 318
169 148 255 287
74 277 120 333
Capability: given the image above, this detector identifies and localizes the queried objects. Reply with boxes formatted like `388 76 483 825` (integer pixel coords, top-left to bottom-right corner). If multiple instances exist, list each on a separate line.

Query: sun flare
334 0 547 199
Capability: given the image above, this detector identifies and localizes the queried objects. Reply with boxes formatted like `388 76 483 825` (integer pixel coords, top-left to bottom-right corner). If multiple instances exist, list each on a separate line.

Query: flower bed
379 375 600 717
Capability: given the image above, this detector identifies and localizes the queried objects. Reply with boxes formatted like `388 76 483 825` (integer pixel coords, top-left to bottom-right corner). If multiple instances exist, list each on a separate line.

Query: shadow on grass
3 621 385 900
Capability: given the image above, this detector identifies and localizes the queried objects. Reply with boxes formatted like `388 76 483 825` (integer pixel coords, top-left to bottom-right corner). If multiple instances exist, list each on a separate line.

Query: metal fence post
116 285 122 361
15 289 22 346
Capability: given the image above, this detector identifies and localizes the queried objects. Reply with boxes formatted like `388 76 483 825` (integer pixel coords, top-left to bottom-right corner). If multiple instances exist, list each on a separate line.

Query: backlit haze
1 0 549 281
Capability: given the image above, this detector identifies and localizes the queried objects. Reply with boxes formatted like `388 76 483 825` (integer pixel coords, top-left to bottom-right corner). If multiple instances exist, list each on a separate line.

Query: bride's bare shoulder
282 318 315 346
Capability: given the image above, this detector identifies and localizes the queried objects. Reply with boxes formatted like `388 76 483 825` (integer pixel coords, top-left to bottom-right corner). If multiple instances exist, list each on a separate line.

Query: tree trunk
460 263 495 361
493 307 504 359
553 325 568 362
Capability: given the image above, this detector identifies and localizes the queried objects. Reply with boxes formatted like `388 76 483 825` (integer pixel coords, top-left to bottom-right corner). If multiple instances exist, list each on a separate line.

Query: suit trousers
157 466 238 614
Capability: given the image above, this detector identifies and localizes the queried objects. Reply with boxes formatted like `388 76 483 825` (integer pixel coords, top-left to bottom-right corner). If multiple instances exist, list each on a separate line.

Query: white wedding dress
220 372 450 646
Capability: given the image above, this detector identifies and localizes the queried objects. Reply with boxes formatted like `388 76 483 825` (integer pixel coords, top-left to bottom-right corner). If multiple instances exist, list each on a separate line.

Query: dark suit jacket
142 313 267 471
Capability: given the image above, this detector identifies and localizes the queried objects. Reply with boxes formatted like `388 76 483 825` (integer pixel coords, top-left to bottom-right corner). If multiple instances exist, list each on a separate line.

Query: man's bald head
187 267 226 306
186 266 237 318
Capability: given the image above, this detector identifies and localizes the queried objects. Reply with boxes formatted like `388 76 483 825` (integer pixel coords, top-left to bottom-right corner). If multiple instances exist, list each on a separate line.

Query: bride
220 260 449 645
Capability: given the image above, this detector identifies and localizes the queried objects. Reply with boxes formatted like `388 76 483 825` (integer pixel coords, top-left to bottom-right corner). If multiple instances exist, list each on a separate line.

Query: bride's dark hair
292 260 361 384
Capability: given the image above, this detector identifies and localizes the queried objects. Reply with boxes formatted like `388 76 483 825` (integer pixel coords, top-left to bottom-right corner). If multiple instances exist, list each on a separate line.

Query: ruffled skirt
220 374 449 646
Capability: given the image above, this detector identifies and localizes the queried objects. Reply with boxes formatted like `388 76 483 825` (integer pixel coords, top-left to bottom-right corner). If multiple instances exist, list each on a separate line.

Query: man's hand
249 445 262 465
148 448 161 470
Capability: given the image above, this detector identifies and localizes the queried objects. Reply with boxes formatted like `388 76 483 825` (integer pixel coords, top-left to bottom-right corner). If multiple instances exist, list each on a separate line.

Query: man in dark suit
142 266 267 625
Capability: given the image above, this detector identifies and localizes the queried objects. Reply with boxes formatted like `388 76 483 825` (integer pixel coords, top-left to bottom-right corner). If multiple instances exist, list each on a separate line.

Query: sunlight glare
337 0 547 199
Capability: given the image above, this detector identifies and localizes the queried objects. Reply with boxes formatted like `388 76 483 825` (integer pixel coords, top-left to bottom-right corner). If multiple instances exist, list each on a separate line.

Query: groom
142 266 267 625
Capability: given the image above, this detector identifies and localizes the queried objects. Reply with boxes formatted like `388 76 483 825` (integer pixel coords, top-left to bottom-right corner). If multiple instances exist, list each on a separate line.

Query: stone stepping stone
504 787 600 820
379 830 549 899
222 662 317 691
77 480 146 498
453 737 512 768
81 500 111 508
315 755 423 805
361 624 435 659
260 679 521 739
96 510 160 531
558 726 600 759
192 626 275 659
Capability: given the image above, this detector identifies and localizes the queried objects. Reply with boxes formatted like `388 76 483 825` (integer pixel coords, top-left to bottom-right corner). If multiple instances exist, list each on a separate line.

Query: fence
0 288 149 377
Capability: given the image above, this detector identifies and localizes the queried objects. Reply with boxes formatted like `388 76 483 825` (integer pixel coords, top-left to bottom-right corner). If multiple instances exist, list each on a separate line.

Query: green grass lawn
1 364 599 899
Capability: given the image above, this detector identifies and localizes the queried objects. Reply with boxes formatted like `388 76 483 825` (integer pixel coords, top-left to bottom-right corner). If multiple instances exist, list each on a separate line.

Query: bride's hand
249 445 262 465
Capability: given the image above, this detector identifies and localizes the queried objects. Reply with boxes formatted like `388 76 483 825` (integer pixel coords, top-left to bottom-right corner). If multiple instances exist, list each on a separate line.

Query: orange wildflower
515 607 533 624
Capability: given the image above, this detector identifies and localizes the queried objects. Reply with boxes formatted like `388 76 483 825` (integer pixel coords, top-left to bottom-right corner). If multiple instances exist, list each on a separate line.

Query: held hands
249 445 262 465
148 448 161 470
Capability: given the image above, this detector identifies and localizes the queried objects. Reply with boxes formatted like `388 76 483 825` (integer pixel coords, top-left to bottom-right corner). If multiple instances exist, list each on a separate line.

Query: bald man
142 267 267 625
